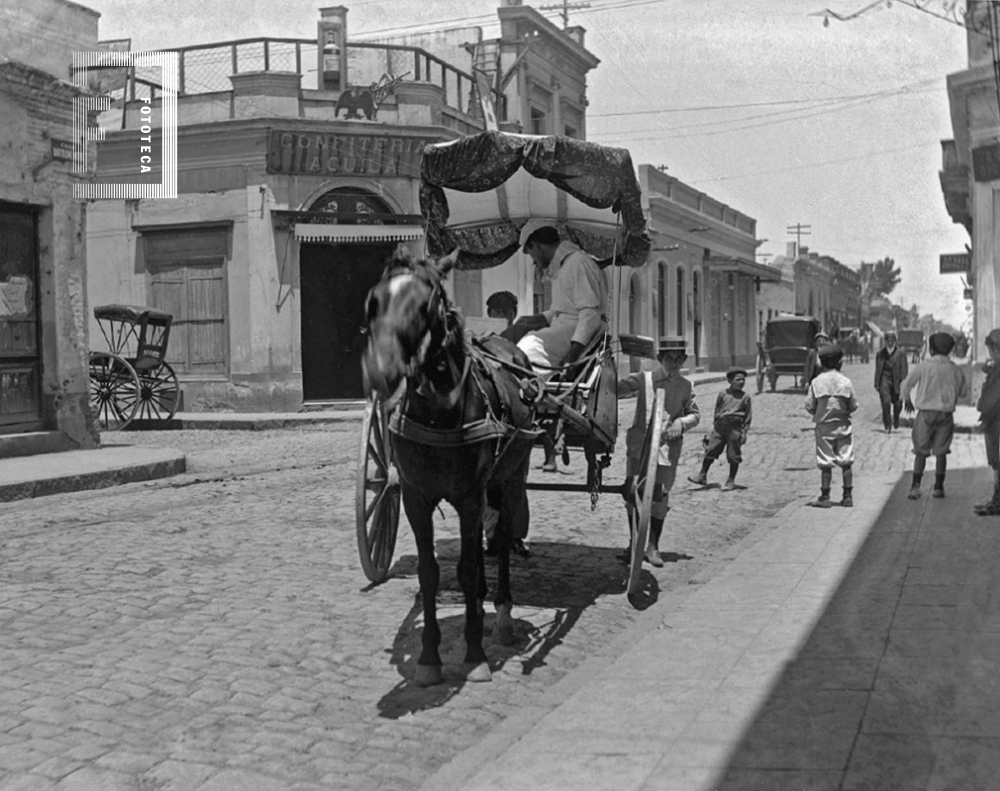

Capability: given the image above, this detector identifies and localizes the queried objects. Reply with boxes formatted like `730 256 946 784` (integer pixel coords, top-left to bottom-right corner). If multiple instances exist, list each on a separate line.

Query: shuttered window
143 227 228 375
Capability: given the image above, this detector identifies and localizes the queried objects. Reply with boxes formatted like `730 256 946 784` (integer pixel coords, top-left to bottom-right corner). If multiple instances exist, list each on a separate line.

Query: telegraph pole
786 222 812 256
539 0 591 28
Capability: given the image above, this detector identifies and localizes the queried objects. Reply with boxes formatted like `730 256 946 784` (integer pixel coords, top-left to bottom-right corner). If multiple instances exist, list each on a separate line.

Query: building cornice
498 5 600 71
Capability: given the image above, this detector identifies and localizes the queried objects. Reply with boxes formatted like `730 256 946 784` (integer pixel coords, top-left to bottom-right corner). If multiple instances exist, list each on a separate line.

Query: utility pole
786 222 812 256
539 0 591 29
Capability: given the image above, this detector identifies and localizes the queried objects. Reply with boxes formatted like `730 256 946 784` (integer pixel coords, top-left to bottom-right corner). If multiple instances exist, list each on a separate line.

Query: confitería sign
266 132 435 176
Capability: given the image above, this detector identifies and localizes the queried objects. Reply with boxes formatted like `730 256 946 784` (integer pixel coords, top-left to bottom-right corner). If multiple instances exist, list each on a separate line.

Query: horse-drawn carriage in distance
357 130 666 683
897 328 925 364
755 314 822 393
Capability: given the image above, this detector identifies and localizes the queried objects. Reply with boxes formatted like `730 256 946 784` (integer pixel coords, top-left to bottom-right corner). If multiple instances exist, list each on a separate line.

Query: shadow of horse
376 538 665 718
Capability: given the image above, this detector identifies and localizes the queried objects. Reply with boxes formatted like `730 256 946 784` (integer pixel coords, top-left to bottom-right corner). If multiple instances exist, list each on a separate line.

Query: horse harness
381 262 542 453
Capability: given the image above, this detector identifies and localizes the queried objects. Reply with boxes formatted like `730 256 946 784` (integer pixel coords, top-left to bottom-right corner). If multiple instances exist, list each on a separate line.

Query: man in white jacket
512 219 608 378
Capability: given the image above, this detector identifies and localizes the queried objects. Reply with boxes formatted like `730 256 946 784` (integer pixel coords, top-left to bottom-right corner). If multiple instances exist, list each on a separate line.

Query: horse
362 244 538 686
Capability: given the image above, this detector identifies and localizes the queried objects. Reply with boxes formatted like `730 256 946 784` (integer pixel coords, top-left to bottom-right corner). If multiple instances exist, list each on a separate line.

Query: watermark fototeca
71 50 178 199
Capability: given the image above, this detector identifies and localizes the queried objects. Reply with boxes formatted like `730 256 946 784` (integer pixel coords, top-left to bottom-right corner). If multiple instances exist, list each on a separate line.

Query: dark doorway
300 243 392 401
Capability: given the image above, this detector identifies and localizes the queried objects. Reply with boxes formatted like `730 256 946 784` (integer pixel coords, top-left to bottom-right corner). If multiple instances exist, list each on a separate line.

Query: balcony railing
126 37 503 122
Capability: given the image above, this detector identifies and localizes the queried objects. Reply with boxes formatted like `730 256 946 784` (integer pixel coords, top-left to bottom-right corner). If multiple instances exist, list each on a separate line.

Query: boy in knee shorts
901 332 969 500
617 337 700 567
688 366 752 491
805 344 858 507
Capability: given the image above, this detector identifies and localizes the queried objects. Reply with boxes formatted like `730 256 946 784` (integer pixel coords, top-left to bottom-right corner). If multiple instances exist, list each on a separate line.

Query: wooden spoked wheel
356 395 401 583
755 354 766 394
135 362 180 424
89 352 140 431
627 375 665 596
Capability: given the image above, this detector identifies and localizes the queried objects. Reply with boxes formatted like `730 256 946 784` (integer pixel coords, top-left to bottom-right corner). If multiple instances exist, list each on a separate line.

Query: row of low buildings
2 0 873 451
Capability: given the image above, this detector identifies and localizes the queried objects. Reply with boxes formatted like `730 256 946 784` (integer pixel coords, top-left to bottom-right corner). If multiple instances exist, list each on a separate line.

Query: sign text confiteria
266 132 434 176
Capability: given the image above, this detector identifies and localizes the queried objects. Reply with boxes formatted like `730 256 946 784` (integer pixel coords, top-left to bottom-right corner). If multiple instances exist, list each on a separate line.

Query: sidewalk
422 463 1000 791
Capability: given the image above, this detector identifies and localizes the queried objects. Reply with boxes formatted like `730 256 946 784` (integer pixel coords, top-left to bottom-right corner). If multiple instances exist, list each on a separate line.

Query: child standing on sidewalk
617 337 700 567
901 332 969 500
805 344 858 508
975 329 1000 515
688 366 752 491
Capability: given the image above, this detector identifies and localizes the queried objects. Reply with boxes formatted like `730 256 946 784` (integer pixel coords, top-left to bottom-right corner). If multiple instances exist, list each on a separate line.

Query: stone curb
0 452 186 503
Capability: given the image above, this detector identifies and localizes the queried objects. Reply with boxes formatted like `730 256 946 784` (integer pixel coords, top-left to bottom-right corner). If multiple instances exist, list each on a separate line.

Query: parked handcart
897 328 925 364
89 304 180 430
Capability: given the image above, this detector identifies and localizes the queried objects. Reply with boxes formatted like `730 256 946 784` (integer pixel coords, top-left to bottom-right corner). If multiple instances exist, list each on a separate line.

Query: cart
897 328 925 364
89 304 180 430
357 130 660 598
755 315 821 393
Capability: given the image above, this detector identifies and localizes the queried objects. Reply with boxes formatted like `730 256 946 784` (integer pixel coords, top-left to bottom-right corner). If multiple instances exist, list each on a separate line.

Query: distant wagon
755 315 822 393
897 328 925 364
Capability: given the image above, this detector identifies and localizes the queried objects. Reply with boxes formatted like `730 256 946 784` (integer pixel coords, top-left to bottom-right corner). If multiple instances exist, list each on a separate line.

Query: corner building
87 2 600 410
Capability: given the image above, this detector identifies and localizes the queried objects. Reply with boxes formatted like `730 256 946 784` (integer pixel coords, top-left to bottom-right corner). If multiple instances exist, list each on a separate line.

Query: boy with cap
900 332 969 500
874 330 908 433
975 328 1000 515
805 344 858 507
688 366 752 491
803 330 830 386
617 337 700 567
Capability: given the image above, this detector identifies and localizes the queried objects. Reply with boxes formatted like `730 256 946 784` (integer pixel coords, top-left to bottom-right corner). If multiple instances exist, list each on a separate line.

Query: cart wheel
356 395 401 583
755 362 765 394
134 361 180 425
89 352 140 431
627 375 665 597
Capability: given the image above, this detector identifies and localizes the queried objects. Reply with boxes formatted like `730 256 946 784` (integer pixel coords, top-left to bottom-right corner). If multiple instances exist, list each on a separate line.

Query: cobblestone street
0 362 987 791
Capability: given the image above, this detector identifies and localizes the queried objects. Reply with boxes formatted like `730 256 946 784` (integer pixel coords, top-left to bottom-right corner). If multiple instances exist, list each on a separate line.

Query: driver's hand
904 398 915 414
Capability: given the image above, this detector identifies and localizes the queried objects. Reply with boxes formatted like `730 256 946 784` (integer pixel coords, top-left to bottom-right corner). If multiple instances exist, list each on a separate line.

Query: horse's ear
438 248 460 275
394 243 412 263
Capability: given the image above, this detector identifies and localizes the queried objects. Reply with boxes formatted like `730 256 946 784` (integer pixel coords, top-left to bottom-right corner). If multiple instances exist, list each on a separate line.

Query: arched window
307 187 396 224
676 267 685 337
629 273 641 335
658 262 667 337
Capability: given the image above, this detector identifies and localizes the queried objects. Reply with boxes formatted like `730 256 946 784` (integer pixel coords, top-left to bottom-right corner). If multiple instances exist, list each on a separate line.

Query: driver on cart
511 220 609 473
511 219 608 381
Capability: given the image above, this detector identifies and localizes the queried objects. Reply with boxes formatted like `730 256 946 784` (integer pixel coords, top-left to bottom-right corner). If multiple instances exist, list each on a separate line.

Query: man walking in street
874 330 908 433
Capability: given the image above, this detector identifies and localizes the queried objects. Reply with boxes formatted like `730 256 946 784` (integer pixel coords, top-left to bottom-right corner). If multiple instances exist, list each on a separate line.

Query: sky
83 0 973 330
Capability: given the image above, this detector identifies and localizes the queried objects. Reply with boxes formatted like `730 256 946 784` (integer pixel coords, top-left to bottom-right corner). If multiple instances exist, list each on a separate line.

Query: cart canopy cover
420 131 651 270
766 316 819 349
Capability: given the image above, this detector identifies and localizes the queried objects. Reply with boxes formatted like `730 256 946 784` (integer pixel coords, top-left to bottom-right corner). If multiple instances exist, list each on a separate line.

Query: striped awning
293 223 425 244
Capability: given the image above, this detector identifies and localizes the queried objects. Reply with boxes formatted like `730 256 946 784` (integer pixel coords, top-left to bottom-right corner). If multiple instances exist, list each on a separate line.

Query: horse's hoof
494 624 517 647
413 664 444 687
466 662 492 683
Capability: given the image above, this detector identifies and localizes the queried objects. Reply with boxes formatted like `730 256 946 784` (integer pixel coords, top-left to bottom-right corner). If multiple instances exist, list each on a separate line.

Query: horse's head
362 244 459 398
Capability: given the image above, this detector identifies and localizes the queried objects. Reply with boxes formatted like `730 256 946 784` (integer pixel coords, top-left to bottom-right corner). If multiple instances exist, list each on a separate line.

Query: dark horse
362 245 537 686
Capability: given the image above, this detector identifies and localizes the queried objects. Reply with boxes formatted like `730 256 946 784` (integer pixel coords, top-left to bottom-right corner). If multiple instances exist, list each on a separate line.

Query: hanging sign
939 252 970 273
972 142 1000 182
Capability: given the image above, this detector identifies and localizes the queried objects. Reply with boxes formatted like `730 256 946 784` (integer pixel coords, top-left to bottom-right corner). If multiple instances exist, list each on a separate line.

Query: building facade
941 0 990 395
87 3 599 410
764 243 862 335
624 166 780 372
0 0 100 449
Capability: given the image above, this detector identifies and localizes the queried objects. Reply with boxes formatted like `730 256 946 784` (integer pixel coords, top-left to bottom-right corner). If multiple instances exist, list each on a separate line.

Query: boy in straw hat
688 366 752 491
616 337 700 567
900 332 968 500
975 328 1000 515
805 344 858 508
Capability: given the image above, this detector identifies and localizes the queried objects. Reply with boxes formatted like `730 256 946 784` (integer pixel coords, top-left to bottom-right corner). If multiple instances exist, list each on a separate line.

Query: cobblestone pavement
0 363 987 790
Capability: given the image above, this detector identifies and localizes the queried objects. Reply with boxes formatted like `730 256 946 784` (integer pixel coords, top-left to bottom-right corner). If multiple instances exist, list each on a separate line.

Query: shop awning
705 256 783 282
292 223 426 244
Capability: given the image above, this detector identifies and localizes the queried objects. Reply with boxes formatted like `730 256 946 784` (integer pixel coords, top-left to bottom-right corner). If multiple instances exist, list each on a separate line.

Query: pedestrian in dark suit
874 330 908 433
